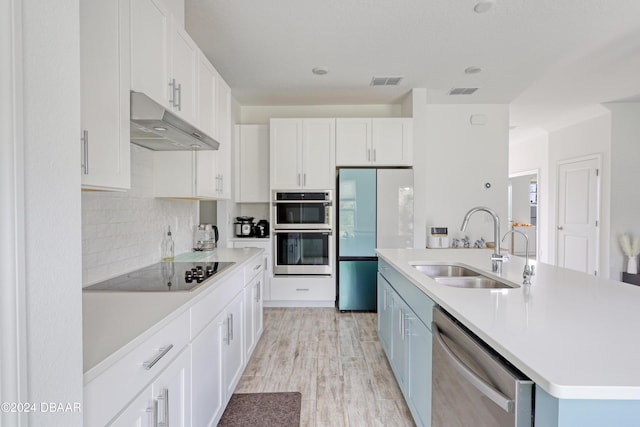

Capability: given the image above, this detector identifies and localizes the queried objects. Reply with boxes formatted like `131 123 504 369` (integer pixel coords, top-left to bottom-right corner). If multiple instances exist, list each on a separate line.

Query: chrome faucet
502 229 535 285
460 206 505 273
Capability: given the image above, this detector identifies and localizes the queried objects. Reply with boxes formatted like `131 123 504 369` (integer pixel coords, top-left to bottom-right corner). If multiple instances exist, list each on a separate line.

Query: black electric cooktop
84 261 235 292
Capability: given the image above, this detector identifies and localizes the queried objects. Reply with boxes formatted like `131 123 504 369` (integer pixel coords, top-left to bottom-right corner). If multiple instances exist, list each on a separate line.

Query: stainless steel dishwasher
432 307 534 427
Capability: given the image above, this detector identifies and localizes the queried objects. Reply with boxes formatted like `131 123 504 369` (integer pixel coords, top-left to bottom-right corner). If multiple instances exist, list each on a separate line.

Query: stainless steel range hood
130 91 219 151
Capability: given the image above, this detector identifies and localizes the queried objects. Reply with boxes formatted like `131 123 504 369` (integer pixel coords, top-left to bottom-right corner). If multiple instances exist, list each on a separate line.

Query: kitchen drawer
84 309 190 427
191 269 243 339
244 254 264 284
270 278 335 301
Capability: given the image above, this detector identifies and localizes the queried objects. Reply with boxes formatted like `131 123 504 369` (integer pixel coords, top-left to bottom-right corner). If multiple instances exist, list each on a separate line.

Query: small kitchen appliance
193 224 219 251
234 216 255 237
427 227 449 248
255 219 269 238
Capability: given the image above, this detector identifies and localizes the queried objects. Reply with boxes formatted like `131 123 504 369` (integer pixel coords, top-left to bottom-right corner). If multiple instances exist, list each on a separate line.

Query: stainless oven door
273 230 333 275
272 201 332 229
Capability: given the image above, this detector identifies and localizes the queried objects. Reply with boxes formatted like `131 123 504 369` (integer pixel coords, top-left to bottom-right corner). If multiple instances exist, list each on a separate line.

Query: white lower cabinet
230 239 272 302
85 252 264 427
243 256 265 359
191 311 225 427
109 346 191 427
223 292 245 398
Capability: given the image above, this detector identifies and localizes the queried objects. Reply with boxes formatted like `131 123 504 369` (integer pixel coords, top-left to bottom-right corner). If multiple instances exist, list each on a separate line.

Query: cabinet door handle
176 83 182 111
168 79 175 106
253 264 261 271
150 399 159 427
157 388 169 427
143 344 174 370
303 173 307 187
297 173 301 186
229 313 234 342
81 130 89 174
367 148 371 161
256 282 261 302
373 149 376 162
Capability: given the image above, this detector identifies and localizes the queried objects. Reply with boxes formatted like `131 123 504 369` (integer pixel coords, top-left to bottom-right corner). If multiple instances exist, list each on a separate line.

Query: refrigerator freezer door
338 260 378 311
338 169 376 257
376 169 414 249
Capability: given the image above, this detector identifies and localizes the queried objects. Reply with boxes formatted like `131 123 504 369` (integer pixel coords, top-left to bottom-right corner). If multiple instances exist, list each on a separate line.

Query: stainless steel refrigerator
337 168 414 311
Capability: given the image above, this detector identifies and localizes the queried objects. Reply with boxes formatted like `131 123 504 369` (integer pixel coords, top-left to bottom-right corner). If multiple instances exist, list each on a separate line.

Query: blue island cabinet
378 259 435 427
536 386 640 427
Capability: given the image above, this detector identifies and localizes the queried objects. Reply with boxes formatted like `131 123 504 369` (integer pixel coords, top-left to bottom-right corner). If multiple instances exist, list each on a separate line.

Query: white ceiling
186 0 640 135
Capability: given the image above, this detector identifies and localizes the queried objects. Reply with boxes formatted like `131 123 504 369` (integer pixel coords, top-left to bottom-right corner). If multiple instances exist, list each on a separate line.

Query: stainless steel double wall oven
272 190 333 276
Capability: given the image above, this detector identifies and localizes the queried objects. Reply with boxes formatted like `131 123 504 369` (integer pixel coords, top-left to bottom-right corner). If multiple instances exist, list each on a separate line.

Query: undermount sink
412 263 519 289
434 276 518 289
413 264 480 278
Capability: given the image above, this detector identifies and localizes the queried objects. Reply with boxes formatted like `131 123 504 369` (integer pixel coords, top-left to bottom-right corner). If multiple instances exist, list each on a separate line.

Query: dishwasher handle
432 323 514 413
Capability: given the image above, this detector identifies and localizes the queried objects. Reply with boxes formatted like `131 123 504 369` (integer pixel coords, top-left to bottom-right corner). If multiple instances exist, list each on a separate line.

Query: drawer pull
295 288 309 291
253 264 261 271
143 344 174 370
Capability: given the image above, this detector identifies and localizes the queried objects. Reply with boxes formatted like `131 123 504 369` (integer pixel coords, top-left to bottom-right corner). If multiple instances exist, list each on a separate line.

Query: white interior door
557 157 600 275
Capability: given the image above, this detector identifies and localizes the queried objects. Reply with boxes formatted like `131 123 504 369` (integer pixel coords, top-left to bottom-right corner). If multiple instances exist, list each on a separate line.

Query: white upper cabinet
131 0 202 127
198 52 217 138
153 151 217 199
80 0 131 191
336 118 413 166
236 125 270 203
130 0 171 109
170 25 199 125
270 119 335 190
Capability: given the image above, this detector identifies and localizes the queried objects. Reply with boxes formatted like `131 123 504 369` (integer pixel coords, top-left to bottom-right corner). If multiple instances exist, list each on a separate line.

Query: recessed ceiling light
312 66 329 76
474 0 495 13
153 126 167 132
464 66 482 74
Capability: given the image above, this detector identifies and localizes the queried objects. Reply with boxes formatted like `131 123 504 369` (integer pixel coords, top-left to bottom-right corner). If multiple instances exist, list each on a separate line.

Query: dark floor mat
218 392 302 427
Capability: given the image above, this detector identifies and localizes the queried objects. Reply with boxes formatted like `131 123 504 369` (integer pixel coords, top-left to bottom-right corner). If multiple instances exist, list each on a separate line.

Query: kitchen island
377 248 640 426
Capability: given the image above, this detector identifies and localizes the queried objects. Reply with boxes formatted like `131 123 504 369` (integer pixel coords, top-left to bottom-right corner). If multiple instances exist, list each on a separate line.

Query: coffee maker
255 219 269 238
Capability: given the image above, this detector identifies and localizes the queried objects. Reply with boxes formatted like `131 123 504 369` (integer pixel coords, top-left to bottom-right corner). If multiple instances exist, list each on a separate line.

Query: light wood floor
235 307 416 427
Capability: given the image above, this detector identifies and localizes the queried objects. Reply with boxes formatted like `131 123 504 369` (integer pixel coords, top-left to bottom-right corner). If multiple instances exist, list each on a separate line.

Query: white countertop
376 248 640 401
82 248 262 381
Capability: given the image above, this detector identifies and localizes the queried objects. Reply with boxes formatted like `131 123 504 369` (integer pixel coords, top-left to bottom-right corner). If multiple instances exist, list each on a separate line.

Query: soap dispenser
161 226 175 261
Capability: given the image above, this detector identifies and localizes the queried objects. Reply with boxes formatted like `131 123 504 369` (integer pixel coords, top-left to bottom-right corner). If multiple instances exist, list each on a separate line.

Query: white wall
82 146 197 286
412 93 510 247
21 0 83 424
509 133 550 262
548 113 612 276
605 102 640 279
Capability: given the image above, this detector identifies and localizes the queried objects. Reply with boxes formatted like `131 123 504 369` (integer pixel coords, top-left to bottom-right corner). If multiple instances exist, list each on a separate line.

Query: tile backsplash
82 146 197 286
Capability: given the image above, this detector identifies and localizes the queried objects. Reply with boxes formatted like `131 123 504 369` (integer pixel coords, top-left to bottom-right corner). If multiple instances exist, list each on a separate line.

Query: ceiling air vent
370 76 404 86
449 87 479 95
